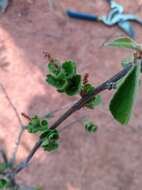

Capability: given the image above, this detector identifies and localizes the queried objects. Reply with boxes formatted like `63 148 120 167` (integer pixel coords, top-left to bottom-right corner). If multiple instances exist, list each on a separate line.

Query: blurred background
0 0 142 189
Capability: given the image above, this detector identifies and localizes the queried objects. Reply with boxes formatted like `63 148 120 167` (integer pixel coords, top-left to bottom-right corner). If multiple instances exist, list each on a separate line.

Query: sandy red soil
0 0 142 189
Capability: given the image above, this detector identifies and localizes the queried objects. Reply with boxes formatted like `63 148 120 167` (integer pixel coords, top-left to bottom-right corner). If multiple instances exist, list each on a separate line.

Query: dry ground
0 0 142 189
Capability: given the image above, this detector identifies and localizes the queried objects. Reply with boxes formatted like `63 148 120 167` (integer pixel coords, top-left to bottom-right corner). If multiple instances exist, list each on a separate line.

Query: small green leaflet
48 62 61 77
109 63 141 125
48 60 76 79
40 129 59 152
104 37 141 51
0 179 9 189
82 84 102 109
65 74 82 96
40 129 59 141
85 95 102 109
62 60 76 79
27 116 48 134
83 120 98 133
47 75 68 91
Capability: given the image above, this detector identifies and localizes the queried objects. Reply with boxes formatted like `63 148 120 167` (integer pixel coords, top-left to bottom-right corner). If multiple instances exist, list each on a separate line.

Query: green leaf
48 59 67 79
82 84 102 109
104 37 140 50
31 115 40 126
48 59 63 77
39 119 48 132
27 116 41 133
48 63 61 76
82 83 94 93
27 124 39 133
109 63 141 125
65 75 82 96
85 95 102 109
41 129 59 151
42 142 59 152
41 139 59 152
83 120 98 133
40 129 59 141
40 119 48 128
41 139 49 147
0 179 9 189
27 116 48 133
48 131 59 141
62 60 76 78
47 75 68 91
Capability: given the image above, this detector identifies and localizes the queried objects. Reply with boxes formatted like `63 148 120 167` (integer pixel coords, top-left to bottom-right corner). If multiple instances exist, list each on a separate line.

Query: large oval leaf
109 63 141 125
104 37 140 51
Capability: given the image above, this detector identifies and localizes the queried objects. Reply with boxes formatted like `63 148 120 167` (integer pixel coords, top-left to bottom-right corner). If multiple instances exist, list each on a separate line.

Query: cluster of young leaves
47 59 81 96
105 37 141 125
26 116 59 152
46 59 102 109
0 161 14 189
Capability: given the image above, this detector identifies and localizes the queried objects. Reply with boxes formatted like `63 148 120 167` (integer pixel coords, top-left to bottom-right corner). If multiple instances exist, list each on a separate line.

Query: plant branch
0 150 8 164
0 84 23 127
0 83 25 164
10 127 25 164
14 63 132 174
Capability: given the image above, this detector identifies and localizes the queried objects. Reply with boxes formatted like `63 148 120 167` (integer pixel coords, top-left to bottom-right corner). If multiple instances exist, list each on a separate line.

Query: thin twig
10 127 25 164
0 84 25 164
14 63 132 174
0 84 23 126
0 150 8 164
